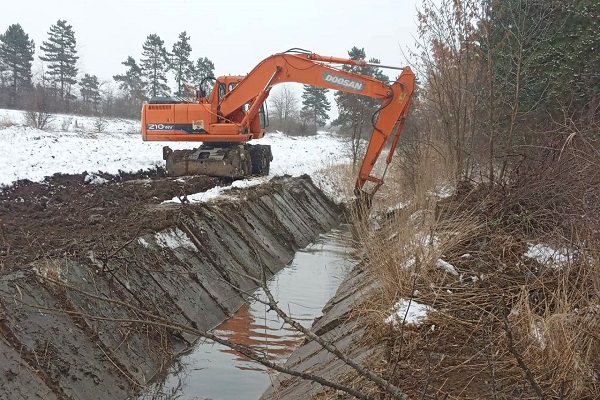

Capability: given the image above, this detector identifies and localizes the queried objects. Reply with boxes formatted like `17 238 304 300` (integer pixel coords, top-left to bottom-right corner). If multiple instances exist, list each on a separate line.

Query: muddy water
150 225 357 400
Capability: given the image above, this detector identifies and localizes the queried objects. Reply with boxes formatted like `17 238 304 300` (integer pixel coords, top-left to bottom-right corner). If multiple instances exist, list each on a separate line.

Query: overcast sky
2 0 420 117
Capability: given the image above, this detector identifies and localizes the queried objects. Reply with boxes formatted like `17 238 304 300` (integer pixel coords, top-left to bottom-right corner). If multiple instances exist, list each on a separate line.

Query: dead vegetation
0 115 15 129
340 126 600 399
23 110 54 130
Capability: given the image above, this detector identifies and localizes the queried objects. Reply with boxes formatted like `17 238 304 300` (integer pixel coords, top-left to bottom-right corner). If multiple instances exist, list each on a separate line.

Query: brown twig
97 228 141 274
501 302 545 400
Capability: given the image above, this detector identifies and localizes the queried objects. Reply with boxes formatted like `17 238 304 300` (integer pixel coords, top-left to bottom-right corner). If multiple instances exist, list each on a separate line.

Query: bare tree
411 0 484 181
495 0 556 182
268 83 299 133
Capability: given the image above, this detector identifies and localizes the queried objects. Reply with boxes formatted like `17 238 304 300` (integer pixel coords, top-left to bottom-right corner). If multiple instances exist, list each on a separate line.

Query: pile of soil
0 170 220 270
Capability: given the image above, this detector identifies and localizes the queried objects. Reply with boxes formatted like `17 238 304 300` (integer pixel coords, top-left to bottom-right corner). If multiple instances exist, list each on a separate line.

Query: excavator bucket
353 188 373 211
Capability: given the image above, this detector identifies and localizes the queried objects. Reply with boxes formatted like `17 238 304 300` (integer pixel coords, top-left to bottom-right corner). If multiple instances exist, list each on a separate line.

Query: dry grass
33 258 69 283
0 115 16 130
316 137 455 215
316 163 357 201
335 134 600 398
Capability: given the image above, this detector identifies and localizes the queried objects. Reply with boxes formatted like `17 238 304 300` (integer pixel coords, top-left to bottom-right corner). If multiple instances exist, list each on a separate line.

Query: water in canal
150 225 357 399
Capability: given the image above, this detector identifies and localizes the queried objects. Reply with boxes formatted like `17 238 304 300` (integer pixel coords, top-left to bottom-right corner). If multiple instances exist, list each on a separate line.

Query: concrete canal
150 225 357 399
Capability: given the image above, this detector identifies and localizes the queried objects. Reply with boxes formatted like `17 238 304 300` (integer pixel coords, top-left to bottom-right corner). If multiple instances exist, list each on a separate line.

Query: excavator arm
217 50 415 199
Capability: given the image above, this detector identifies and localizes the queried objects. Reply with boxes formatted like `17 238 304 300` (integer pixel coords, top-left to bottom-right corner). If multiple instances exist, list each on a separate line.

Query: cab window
218 83 226 102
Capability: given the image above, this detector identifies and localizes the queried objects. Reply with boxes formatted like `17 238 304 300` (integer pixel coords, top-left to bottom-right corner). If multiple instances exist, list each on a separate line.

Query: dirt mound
0 169 220 269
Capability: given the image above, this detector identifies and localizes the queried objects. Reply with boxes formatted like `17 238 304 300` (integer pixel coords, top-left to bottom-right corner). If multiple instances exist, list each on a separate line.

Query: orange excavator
141 49 414 201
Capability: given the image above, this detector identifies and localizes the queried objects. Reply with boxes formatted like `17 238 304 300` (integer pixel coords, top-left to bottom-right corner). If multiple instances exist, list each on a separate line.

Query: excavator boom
141 49 415 200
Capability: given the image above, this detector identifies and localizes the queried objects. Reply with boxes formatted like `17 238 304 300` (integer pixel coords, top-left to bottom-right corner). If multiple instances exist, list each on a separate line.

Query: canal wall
0 175 341 399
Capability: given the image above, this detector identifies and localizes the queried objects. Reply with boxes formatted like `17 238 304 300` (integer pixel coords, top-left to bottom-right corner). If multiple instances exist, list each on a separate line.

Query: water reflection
214 303 303 367
148 226 356 400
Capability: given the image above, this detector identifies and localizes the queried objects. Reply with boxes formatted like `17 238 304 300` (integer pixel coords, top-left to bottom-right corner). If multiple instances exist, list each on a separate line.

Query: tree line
0 20 215 118
275 0 600 178
0 18 389 142
394 0 600 189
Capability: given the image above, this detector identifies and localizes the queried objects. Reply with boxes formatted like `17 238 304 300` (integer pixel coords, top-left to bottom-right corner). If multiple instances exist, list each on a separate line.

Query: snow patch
386 201 411 214
154 229 196 251
531 321 546 350
84 173 109 185
524 243 573 268
164 178 266 204
435 258 459 275
430 184 454 199
418 233 441 250
402 255 417 270
385 298 432 326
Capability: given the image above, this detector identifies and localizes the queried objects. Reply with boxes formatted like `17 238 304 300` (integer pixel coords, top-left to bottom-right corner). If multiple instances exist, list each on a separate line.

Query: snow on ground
435 258 459 275
165 177 267 204
154 228 197 251
384 298 432 326
0 109 351 197
524 243 573 268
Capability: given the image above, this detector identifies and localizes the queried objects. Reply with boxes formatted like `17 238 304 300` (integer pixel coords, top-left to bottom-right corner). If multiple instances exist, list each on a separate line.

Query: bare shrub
93 115 108 133
61 117 73 132
410 0 484 182
348 180 599 397
337 115 600 398
0 116 16 129
24 111 54 130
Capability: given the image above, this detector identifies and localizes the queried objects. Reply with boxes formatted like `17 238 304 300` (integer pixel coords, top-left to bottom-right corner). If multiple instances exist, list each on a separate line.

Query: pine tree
113 56 146 111
301 85 330 134
487 0 600 117
334 47 388 165
0 55 5 89
191 57 215 96
0 24 35 106
534 0 600 111
113 56 145 100
79 73 100 113
39 20 79 110
140 34 170 98
171 31 193 97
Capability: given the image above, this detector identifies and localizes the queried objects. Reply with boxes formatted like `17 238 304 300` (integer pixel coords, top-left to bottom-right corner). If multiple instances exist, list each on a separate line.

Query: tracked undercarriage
163 143 272 178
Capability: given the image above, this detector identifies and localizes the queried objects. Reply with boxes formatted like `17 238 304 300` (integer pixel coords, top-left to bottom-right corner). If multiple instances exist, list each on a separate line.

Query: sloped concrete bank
0 175 341 399
261 262 381 399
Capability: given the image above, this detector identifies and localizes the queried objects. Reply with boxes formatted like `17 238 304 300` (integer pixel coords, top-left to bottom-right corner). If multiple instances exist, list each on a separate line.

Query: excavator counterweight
141 49 415 200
